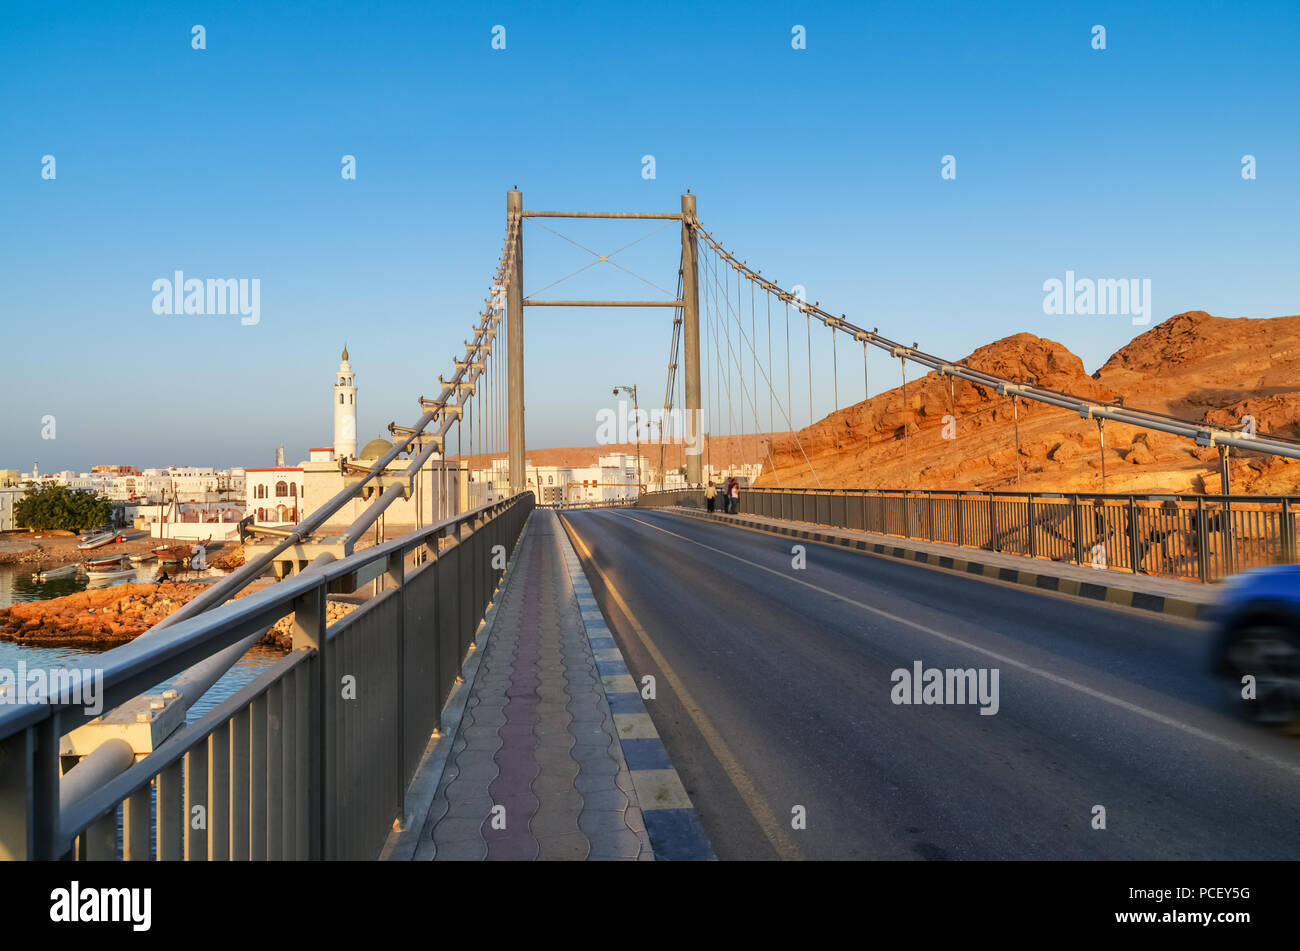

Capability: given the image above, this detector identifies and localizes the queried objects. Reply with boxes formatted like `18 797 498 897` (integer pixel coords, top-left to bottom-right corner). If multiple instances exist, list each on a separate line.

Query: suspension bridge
3 190 1300 862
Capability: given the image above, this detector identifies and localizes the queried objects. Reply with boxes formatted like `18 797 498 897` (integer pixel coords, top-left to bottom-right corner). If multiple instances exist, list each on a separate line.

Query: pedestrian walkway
408 510 653 860
667 506 1219 621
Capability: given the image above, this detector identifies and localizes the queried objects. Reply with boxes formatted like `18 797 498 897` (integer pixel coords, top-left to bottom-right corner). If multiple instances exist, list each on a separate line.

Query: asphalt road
559 508 1300 860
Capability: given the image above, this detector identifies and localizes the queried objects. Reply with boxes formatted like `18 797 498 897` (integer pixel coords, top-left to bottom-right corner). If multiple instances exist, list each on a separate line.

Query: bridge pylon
681 193 702 486
507 189 525 495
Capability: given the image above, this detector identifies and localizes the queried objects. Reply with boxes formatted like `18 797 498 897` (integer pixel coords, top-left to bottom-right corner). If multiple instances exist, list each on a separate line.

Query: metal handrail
0 492 525 736
653 486 1300 503
637 487 1298 583
0 492 534 859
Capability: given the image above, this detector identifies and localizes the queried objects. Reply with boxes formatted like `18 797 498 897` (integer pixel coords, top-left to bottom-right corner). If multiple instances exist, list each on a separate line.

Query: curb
556 521 716 861
667 507 1213 623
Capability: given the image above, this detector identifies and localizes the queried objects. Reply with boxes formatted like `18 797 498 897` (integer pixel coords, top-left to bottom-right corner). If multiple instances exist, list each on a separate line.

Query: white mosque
243 347 468 537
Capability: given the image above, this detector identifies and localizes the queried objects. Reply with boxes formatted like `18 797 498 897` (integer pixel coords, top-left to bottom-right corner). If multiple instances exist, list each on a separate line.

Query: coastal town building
296 349 455 530
0 487 23 531
246 349 460 533
300 435 462 531
9 465 246 504
469 452 651 506
702 462 764 487
137 501 247 540
246 467 305 525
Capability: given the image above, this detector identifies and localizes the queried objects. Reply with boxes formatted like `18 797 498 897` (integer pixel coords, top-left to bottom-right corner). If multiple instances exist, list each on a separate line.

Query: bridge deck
404 510 655 860
667 506 1218 619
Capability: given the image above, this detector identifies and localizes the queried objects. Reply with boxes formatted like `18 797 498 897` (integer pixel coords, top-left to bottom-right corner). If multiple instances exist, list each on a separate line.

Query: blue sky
2 0 1297 471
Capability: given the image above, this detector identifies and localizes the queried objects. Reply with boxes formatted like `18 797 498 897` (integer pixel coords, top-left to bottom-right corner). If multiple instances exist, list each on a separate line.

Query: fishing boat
77 530 123 551
85 568 137 585
84 555 136 579
128 552 156 565
154 536 210 564
85 552 130 570
31 563 78 582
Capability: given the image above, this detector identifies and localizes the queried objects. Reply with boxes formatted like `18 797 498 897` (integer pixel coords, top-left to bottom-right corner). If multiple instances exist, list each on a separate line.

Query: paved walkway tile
421 510 653 861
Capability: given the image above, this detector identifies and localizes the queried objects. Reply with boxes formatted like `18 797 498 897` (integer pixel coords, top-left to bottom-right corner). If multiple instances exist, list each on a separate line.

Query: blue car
1210 565 1300 728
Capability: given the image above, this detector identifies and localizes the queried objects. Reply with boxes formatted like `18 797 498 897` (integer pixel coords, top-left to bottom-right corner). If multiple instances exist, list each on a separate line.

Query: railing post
1128 496 1141 574
290 580 328 859
123 786 152 860
1221 492 1235 577
1071 495 1083 565
230 707 251 860
1028 495 1036 559
927 491 935 542
159 759 185 860
1283 498 1296 564
1196 496 1210 582
0 715 60 860
208 723 231 860
956 493 964 548
988 492 997 551
184 745 208 860
387 548 406 826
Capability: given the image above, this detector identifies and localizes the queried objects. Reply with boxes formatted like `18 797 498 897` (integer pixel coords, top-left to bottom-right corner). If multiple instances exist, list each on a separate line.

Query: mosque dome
358 437 392 461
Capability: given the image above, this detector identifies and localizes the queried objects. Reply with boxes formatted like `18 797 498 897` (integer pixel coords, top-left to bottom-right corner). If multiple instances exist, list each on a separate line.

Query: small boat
154 544 189 564
129 552 156 564
31 564 78 582
85 566 138 585
154 536 210 564
78 531 123 551
85 553 130 571
85 554 136 580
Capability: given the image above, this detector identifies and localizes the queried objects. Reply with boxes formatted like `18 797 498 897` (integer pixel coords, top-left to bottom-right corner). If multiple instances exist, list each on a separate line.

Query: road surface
559 508 1300 860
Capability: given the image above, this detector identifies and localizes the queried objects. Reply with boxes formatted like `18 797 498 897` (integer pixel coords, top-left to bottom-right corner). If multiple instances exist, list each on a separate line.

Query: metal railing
0 492 533 860
637 487 1298 583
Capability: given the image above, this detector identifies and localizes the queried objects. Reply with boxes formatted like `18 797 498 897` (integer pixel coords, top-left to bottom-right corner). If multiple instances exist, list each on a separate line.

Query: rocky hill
761 311 1300 495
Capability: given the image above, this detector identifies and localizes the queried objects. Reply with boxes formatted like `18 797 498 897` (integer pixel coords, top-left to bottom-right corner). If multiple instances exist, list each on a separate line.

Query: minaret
334 345 357 460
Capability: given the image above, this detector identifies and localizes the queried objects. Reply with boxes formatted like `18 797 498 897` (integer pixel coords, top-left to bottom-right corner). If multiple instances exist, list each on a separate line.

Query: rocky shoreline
0 579 354 652
0 531 240 569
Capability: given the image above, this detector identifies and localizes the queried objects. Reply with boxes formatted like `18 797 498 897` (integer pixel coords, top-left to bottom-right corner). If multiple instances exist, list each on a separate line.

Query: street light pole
614 384 642 497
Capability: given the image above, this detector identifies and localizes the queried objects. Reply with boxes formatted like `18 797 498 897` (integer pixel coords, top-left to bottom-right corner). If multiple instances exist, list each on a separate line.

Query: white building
9 465 247 504
471 452 651 506
702 462 765 487
246 468 305 525
0 487 23 531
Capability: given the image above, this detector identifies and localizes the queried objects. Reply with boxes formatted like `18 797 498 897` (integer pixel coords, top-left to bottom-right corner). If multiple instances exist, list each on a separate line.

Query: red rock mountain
761 311 1300 495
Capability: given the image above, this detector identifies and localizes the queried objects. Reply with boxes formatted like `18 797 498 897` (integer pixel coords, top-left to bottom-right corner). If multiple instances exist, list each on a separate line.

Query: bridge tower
334 345 357 460
503 188 702 493
507 190 525 495
681 193 702 485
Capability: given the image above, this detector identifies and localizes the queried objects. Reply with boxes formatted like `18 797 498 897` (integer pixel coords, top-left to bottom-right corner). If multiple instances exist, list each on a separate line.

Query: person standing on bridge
727 477 740 514
705 480 717 513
